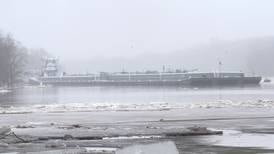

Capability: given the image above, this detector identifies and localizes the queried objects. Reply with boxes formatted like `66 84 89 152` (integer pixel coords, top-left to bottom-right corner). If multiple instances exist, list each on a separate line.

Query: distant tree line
0 32 51 88
0 33 27 88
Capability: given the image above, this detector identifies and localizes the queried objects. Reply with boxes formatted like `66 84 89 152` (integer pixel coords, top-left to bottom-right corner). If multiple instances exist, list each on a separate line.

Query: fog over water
1 0 274 74
2 2 274 153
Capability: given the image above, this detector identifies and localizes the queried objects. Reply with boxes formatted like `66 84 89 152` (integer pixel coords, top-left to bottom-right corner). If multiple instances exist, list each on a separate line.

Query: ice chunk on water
85 147 117 153
1 99 274 114
0 89 11 93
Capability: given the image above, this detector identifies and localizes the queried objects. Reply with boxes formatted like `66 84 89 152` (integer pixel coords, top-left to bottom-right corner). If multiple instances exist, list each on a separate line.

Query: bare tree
0 33 26 88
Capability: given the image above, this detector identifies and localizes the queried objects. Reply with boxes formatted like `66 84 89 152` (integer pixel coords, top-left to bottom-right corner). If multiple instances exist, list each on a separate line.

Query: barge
39 72 261 87
31 58 262 87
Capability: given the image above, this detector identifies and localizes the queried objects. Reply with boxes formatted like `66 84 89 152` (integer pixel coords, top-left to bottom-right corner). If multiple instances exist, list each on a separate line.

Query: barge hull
189 77 262 87
41 77 261 87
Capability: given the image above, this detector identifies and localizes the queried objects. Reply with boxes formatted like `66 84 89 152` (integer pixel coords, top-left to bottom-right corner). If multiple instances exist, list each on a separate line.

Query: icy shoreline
1 106 274 153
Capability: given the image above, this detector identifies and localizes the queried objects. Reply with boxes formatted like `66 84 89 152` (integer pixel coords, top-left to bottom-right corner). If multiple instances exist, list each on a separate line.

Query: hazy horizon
1 0 274 74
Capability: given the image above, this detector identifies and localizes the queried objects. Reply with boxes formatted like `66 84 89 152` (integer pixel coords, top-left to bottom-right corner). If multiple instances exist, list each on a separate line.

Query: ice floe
0 99 274 114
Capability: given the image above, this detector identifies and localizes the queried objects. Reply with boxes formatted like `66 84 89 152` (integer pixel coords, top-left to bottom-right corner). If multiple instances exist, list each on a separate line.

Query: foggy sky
1 0 274 73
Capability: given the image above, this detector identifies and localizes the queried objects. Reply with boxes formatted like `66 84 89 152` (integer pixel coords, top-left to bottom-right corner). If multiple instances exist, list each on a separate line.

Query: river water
0 83 274 113
1 83 274 152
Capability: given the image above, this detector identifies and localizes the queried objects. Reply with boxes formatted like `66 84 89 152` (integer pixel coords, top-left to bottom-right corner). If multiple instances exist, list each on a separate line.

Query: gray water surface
1 85 274 107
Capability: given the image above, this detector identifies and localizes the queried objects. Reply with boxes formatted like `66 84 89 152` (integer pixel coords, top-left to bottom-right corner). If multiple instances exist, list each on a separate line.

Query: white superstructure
43 58 58 77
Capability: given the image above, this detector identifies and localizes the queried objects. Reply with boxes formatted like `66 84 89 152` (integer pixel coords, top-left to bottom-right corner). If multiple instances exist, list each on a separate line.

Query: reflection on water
0 85 274 107
116 141 179 154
